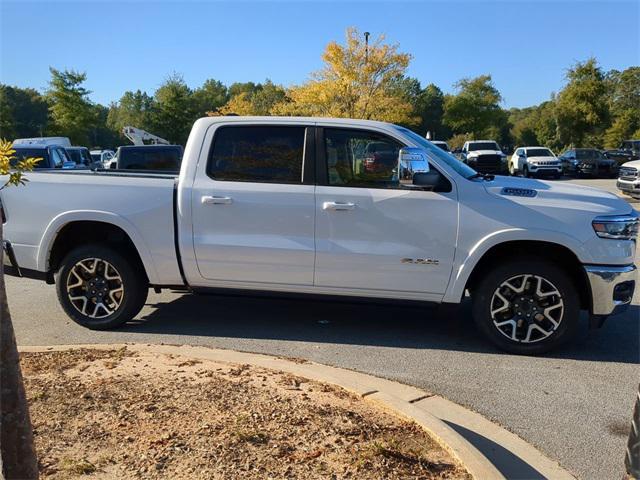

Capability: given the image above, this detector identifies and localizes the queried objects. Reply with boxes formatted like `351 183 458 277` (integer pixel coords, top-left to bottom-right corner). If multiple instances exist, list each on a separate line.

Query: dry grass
22 348 470 479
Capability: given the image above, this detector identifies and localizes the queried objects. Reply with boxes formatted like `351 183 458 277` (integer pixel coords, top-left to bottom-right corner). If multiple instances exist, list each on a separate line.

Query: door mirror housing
397 147 430 186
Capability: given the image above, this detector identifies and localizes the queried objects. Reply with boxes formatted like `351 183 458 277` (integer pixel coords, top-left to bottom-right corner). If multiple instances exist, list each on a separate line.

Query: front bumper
584 264 637 316
617 179 640 196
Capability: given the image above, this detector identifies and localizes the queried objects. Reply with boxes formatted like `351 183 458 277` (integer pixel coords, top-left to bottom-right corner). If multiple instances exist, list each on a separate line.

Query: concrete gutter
20 343 576 480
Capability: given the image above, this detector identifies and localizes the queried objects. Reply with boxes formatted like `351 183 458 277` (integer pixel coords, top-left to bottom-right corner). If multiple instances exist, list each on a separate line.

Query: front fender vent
500 187 537 198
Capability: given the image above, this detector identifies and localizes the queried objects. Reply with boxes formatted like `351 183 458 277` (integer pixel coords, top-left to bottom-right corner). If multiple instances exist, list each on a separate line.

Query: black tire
55 244 148 330
471 258 580 355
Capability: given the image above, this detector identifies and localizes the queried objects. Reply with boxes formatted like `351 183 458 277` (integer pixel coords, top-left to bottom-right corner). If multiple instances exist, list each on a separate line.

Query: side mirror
397 147 430 187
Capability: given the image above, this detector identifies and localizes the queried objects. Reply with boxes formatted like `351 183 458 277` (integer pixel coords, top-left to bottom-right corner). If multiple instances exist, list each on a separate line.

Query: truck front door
191 124 316 286
314 127 458 298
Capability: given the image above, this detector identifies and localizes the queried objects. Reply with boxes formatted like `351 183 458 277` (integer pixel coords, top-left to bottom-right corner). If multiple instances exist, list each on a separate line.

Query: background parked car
65 146 96 168
11 144 77 169
431 140 450 152
603 149 636 166
110 145 183 172
509 146 562 178
460 140 508 174
559 148 617 177
90 149 115 166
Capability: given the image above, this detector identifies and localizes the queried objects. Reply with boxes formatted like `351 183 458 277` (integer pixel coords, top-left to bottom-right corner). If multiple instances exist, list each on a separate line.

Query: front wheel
472 259 580 354
56 244 148 330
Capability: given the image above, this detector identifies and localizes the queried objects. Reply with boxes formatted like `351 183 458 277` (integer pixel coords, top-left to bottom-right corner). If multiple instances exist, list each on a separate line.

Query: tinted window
208 126 305 183
66 149 83 164
50 147 68 167
324 128 402 188
11 148 49 168
117 146 183 171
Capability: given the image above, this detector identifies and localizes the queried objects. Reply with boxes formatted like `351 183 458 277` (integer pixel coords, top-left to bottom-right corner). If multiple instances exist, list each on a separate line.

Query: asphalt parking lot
9 177 639 480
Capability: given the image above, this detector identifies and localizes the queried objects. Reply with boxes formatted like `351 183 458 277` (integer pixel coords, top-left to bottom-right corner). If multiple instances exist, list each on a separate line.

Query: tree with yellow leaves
275 28 418 125
0 139 40 479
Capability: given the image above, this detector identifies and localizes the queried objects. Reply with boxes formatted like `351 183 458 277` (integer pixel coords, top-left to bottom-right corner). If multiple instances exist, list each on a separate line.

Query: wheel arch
39 213 157 284
459 240 591 310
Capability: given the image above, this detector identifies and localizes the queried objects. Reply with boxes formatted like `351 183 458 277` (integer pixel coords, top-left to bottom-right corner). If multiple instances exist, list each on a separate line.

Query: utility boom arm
122 126 170 146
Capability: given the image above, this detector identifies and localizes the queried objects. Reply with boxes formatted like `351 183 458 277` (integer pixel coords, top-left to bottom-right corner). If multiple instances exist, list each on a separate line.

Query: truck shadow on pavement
121 292 640 363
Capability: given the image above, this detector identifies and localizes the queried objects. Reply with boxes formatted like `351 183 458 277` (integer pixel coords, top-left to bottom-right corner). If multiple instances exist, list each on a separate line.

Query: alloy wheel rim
66 258 124 319
490 274 564 343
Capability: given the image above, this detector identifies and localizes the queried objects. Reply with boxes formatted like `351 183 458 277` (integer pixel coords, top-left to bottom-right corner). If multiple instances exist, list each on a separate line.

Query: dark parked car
603 149 636 165
11 145 77 170
111 145 183 172
558 148 617 177
65 146 97 168
604 140 640 165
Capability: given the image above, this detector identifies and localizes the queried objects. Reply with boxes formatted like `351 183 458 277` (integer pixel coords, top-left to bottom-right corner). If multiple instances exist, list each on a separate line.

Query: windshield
395 127 478 179
468 141 500 151
526 148 554 157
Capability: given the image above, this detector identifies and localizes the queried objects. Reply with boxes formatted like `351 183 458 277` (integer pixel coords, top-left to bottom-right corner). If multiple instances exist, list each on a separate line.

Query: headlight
592 214 639 240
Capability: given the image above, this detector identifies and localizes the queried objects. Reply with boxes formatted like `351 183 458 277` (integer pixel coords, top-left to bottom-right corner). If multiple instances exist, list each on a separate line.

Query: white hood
483 175 631 217
621 159 640 170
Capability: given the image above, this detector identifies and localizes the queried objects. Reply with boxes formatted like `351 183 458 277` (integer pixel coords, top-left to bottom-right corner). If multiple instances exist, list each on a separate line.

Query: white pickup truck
2 117 637 354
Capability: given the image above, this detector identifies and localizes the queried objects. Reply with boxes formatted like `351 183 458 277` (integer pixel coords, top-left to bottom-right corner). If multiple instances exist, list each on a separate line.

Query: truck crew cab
2 117 637 355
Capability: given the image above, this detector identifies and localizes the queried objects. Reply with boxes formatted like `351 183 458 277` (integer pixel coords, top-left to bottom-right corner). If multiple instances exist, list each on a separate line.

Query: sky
0 0 638 109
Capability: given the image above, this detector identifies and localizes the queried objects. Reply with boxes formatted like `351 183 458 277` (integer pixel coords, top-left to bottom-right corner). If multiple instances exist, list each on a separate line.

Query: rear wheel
472 259 580 354
56 244 148 330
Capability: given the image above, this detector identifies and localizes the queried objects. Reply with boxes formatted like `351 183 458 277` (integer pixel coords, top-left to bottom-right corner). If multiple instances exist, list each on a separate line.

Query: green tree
555 58 609 147
46 68 96 145
91 104 120 149
443 75 505 138
219 80 287 116
151 74 196 145
193 79 229 116
107 89 155 133
415 83 450 140
0 85 49 139
603 67 640 147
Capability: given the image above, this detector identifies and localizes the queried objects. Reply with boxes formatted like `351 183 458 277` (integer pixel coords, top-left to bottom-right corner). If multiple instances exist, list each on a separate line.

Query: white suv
510 147 562 179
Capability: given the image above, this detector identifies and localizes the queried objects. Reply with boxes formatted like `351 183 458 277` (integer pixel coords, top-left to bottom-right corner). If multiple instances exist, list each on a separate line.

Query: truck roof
196 116 397 129
13 137 71 147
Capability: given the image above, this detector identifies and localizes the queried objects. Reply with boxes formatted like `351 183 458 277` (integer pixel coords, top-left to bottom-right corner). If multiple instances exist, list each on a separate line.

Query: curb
19 343 575 480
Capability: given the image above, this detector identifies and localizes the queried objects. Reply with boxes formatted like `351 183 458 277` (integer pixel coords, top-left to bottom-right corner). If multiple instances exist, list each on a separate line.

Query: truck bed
1 170 183 286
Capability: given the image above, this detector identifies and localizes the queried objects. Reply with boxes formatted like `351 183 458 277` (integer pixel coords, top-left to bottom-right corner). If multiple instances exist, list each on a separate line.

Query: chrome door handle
323 201 356 211
202 195 233 205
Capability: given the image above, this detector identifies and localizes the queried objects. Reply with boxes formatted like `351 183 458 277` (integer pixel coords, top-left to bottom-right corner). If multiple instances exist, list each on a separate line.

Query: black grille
475 154 502 173
619 167 638 181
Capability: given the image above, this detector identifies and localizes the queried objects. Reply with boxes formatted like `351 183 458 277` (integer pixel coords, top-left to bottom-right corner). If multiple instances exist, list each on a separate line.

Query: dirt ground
21 347 470 479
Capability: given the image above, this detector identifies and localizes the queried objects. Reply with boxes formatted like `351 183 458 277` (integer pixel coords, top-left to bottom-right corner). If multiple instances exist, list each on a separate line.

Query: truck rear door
190 123 316 286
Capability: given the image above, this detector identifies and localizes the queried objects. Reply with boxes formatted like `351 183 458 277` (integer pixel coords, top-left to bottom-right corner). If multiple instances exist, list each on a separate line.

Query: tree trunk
0 222 38 479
